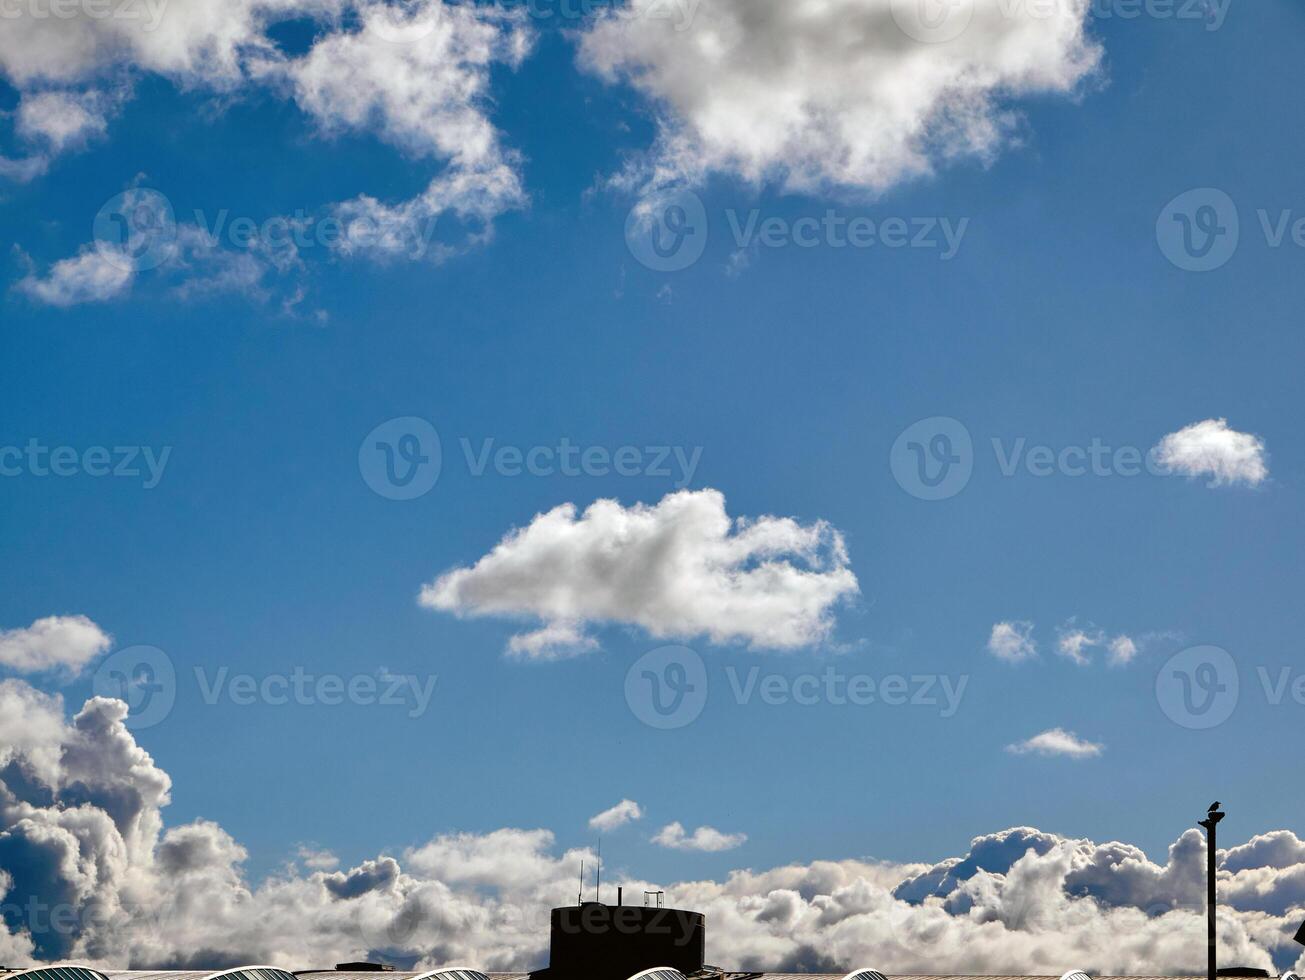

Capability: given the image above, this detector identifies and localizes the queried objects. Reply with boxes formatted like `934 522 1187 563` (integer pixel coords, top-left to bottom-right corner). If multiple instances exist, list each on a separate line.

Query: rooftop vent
334 964 395 972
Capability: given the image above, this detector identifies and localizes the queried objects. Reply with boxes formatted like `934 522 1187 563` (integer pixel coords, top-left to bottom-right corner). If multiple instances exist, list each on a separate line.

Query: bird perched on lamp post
1199 802 1226 980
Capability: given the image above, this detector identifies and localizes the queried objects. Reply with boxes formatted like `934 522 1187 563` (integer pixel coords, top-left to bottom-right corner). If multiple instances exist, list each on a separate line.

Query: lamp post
1199 802 1225 980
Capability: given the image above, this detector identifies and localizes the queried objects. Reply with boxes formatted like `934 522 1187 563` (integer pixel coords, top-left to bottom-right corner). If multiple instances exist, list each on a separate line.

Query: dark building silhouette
537 902 705 980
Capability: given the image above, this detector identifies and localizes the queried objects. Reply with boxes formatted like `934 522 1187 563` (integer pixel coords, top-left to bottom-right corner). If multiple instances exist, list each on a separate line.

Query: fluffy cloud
987 621 1036 663
578 0 1102 197
1108 634 1138 666
1005 727 1103 758
652 822 747 853
3 0 531 283
1153 419 1269 488
16 244 137 307
421 489 859 657
0 615 112 675
589 800 644 833
2 684 1305 973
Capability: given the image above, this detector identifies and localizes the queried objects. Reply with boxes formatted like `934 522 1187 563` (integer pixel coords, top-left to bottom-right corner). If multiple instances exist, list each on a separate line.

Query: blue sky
2 0 1305 939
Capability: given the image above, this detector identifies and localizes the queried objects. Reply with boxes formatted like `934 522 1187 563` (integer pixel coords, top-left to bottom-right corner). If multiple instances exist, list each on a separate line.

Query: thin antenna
595 837 602 904
578 860 584 906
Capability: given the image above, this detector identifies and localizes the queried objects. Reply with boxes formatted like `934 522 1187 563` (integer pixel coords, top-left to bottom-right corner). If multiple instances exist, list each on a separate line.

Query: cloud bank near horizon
1 680 1304 975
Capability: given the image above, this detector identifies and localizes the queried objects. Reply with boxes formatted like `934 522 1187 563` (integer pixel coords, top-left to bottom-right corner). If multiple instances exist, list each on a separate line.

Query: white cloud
0 615 112 675
577 0 1102 197
297 846 341 871
2 1 531 268
1006 727 1103 758
16 90 112 153
589 799 644 833
652 821 747 852
4 681 1305 974
17 243 136 306
1107 634 1138 666
283 3 530 167
1153 418 1268 488
420 488 859 657
18 188 309 310
987 620 1036 663
1057 623 1102 666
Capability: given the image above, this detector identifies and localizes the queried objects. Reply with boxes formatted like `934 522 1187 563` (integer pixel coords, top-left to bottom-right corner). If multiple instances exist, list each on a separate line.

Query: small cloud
589 799 644 833
1153 418 1267 487
1107 634 1138 667
0 615 112 676
1007 727 1103 759
297 845 340 871
987 621 1036 663
652 821 746 852
17 243 135 307
1056 622 1103 666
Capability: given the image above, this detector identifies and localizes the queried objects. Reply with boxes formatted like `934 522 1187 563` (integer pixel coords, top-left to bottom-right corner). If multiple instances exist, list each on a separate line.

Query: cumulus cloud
577 0 1102 198
1153 419 1269 488
1006 727 1103 758
5 680 1305 975
652 822 747 853
16 244 136 307
589 800 644 833
3 0 531 279
987 621 1036 663
0 615 112 676
420 489 859 657
1108 634 1138 666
